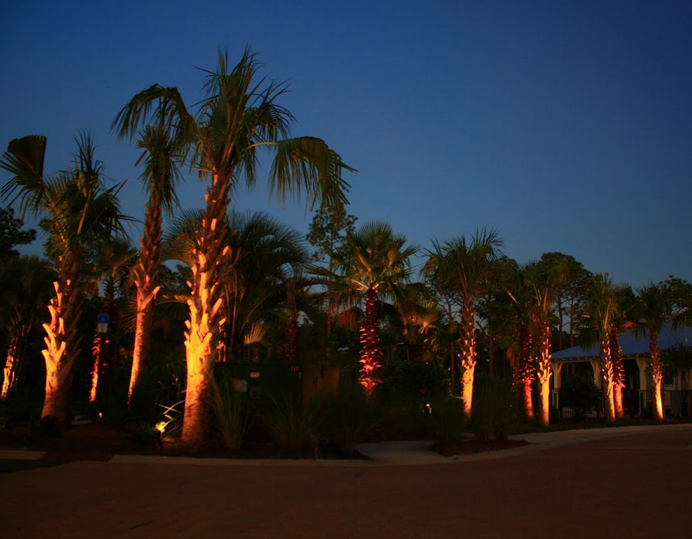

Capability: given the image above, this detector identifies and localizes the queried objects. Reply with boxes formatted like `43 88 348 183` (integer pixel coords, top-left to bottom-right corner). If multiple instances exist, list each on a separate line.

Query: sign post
97 314 109 335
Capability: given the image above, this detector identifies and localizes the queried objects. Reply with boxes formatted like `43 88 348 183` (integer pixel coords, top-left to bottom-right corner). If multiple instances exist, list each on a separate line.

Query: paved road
1 425 690 539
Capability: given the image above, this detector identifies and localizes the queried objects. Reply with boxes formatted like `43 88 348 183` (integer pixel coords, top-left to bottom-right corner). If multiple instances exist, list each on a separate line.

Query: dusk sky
1 0 691 288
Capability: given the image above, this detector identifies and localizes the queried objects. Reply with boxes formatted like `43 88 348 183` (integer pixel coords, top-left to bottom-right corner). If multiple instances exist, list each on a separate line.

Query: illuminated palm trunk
609 326 625 419
2 332 24 400
89 333 105 403
459 299 476 417
182 172 230 444
41 256 82 427
90 278 115 404
599 334 616 423
648 330 664 421
516 324 535 421
128 205 162 404
359 286 382 397
534 321 552 427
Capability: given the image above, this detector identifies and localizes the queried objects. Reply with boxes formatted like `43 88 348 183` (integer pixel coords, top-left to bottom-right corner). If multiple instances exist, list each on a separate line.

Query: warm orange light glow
358 288 382 397
1 343 18 400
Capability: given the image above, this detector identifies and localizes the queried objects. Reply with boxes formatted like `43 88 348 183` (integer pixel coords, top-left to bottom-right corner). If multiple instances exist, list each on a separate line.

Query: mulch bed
0 422 529 461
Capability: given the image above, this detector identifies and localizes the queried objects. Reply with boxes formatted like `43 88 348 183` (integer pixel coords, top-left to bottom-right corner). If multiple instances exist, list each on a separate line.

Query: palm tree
424 229 503 417
113 49 352 444
0 255 54 399
314 221 419 396
166 209 310 364
583 273 627 423
113 123 185 405
630 280 691 421
0 134 125 425
504 262 537 421
523 260 563 427
89 236 136 404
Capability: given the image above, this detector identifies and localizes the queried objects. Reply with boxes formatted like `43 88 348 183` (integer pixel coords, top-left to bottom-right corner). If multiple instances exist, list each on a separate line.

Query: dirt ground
1 425 690 539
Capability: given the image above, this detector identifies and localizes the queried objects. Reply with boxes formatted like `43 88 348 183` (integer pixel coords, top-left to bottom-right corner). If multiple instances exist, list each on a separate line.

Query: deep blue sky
1 0 691 288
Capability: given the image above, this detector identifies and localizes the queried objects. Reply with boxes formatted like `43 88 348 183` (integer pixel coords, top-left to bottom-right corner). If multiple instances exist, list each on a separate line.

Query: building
550 324 692 417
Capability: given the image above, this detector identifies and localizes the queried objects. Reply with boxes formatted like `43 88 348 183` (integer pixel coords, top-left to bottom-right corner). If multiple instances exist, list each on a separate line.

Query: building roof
551 323 692 360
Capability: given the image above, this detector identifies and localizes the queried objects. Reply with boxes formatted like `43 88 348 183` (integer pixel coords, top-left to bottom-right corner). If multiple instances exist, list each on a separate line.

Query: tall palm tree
523 259 563 427
0 134 125 425
583 273 626 423
0 255 54 399
113 49 352 444
113 123 185 405
89 236 136 404
630 281 689 421
314 221 419 396
504 263 537 421
424 229 503 417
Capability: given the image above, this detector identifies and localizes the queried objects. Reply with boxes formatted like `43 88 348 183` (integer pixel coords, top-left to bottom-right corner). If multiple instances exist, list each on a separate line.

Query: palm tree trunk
534 321 552 427
284 319 300 364
518 323 535 421
459 299 476 417
128 205 162 404
2 333 23 400
609 326 625 419
599 334 616 422
182 172 231 444
649 330 664 421
90 279 115 404
359 287 382 397
41 255 82 427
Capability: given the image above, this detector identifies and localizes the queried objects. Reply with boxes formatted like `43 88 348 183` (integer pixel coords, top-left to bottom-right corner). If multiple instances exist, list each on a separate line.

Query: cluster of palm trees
1 50 352 444
1 50 691 445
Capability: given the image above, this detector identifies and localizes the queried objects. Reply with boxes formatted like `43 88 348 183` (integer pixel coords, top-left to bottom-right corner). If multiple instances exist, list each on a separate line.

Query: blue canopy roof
551 323 692 360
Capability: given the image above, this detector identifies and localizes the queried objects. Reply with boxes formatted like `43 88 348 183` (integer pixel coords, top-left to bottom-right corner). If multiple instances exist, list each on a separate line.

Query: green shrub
380 360 449 402
322 384 382 454
426 394 466 444
470 376 515 442
211 375 252 451
257 392 325 455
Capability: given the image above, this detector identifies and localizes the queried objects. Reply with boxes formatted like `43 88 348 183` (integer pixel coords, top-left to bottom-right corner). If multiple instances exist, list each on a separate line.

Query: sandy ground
1 425 691 539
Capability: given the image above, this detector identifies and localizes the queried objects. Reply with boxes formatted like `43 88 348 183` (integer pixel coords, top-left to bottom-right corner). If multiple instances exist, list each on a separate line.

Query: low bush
211 375 253 451
257 392 325 455
470 376 515 442
426 394 466 444
321 384 382 454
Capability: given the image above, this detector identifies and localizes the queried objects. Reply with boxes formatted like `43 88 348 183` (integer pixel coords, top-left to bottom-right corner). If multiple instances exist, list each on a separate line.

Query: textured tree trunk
519 324 535 421
128 205 162 404
534 321 552 427
90 280 115 404
459 299 476 418
599 334 616 423
284 319 300 364
182 172 231 445
649 330 664 421
359 287 382 397
2 333 23 400
610 326 625 419
41 255 82 427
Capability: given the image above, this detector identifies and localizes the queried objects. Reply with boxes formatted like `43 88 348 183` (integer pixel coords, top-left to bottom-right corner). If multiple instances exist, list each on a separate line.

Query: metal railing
551 388 692 420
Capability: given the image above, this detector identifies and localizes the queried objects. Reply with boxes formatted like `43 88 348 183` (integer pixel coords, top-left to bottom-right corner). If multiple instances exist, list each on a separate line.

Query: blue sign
98 314 109 324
